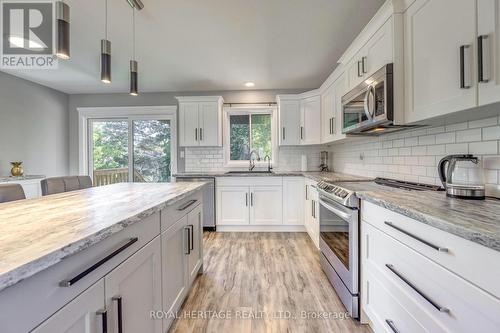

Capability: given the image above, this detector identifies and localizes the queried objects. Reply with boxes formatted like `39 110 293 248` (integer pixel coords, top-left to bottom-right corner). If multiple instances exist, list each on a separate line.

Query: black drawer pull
384 221 448 252
188 224 194 251
59 237 138 287
97 309 108 333
386 264 450 313
177 199 197 211
386 319 400 333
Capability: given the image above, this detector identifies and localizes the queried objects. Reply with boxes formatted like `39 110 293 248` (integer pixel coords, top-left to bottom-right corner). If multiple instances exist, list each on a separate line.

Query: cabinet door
187 204 203 285
250 186 283 225
321 83 335 143
199 102 220 146
310 187 320 248
332 74 347 141
347 49 365 90
364 18 393 77
279 100 301 146
283 178 305 225
300 96 321 145
304 183 313 236
216 186 250 225
179 102 199 147
33 280 105 333
105 237 162 333
161 216 188 330
404 0 476 123
478 0 500 106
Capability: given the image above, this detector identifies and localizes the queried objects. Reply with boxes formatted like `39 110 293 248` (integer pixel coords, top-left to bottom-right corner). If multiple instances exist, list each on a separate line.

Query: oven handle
319 198 354 221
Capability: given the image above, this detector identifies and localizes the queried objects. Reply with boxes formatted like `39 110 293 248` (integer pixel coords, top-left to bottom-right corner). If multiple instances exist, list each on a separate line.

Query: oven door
319 195 359 295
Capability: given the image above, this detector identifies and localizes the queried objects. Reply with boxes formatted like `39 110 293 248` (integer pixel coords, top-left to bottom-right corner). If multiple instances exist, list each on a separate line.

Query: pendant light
130 8 138 96
101 0 111 84
55 1 70 59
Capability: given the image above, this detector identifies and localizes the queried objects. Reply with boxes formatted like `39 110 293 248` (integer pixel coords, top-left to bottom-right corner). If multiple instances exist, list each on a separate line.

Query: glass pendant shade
56 2 70 59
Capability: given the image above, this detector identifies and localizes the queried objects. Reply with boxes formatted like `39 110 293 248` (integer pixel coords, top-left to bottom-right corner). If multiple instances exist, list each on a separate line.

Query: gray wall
0 72 69 177
68 89 304 174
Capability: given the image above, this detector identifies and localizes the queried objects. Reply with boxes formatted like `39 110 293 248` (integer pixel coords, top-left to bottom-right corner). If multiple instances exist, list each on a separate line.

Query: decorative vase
10 162 24 177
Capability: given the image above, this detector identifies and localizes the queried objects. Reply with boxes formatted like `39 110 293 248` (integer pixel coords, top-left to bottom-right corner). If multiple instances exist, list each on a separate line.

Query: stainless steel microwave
342 64 403 135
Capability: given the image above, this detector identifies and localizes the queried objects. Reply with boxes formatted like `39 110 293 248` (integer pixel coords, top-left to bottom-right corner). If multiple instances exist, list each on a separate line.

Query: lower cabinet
187 204 203 285
105 237 163 333
304 179 319 248
32 280 106 333
217 186 250 225
282 177 305 225
250 186 283 225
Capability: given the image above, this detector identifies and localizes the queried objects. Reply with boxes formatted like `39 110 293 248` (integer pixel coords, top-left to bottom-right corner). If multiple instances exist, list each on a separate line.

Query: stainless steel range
317 177 443 319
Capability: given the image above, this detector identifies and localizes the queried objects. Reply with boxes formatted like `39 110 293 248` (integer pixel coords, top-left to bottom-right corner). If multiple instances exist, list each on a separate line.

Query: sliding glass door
89 117 172 186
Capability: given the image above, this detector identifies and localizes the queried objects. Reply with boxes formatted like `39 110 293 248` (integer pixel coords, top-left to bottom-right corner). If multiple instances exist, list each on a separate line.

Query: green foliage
229 114 272 160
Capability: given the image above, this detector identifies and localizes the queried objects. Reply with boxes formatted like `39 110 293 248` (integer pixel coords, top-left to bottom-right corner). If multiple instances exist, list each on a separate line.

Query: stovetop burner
374 177 444 191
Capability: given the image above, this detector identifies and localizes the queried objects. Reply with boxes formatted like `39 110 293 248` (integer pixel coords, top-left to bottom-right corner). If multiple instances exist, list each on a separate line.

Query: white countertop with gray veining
333 181 500 252
174 171 373 182
0 182 207 292
0 175 45 183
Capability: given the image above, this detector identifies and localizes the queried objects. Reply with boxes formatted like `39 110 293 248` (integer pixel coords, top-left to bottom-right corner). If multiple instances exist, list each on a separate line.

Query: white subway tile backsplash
332 116 500 195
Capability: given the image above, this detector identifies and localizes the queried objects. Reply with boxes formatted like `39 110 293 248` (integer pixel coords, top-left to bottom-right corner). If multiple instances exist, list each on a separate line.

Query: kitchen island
0 182 207 333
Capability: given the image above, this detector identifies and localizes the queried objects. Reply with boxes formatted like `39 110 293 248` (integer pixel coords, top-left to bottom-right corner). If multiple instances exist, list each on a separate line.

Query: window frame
78 106 177 180
223 105 278 168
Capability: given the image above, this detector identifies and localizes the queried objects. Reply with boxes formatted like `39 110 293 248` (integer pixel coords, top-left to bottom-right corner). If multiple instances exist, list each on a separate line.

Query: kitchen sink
225 171 274 175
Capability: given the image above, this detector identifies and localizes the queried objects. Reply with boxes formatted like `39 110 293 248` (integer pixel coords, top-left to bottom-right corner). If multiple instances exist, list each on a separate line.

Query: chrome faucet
249 150 261 171
264 155 273 172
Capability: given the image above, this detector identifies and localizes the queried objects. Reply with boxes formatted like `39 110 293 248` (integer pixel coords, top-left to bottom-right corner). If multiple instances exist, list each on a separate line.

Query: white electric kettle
438 154 485 200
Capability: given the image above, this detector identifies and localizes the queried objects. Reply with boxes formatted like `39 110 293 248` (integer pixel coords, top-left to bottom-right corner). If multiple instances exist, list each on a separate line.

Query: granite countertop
174 171 372 182
0 175 45 183
0 182 207 292
333 181 500 252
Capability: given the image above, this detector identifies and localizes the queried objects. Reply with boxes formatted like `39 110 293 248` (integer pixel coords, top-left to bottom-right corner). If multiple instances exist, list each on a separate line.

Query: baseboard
216 225 307 232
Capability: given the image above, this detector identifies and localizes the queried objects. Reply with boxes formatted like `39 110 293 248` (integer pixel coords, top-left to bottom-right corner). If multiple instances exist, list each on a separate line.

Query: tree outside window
229 113 272 161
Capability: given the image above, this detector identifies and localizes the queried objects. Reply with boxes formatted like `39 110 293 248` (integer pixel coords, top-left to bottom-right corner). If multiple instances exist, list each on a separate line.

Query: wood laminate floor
169 232 371 333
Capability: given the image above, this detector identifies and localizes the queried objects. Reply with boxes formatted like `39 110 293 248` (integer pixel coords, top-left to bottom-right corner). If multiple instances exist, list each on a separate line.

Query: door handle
385 320 400 333
97 309 108 333
245 193 248 206
112 296 123 333
362 56 367 74
478 35 490 83
357 60 363 77
460 45 472 89
199 128 203 141
250 193 254 206
59 238 138 287
177 199 197 211
195 128 198 141
282 127 285 140
305 185 308 200
185 227 191 255
300 126 304 140
384 221 448 252
188 224 194 251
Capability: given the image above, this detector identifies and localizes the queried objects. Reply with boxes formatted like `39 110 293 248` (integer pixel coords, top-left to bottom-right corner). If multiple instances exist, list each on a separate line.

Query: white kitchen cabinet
161 216 189 329
187 204 203 285
177 96 223 147
278 98 301 146
250 186 283 225
304 179 319 248
300 95 321 145
404 0 477 123
32 280 105 333
321 73 347 144
105 237 163 333
217 186 250 225
282 177 304 225
478 0 500 106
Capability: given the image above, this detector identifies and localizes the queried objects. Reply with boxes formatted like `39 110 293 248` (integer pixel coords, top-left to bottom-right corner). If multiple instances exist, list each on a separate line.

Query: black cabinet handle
305 185 308 200
386 264 450 313
300 126 304 140
362 56 367 74
112 296 123 333
177 199 197 211
59 238 138 287
386 320 400 333
188 224 194 251
199 128 203 141
384 221 448 252
97 309 108 333
357 60 363 77
185 227 191 255
250 193 254 206
478 35 490 83
282 127 285 140
195 128 198 141
460 45 472 89
245 193 248 206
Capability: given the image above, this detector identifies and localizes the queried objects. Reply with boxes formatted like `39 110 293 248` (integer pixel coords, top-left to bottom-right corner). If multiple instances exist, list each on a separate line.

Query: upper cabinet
277 93 321 146
177 96 224 147
321 73 347 144
404 0 477 123
477 0 500 106
300 94 322 145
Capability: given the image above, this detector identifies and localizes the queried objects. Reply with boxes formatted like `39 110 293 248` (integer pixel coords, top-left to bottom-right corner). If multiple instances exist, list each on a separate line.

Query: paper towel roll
301 155 307 172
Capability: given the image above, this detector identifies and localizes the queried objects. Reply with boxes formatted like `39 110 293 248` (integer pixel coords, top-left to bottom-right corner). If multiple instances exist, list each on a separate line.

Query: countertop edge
357 193 500 252
0 183 208 293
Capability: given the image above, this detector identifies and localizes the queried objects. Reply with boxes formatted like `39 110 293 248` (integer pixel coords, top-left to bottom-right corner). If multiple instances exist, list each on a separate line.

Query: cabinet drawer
216 176 283 187
362 200 500 299
364 266 445 333
0 212 160 333
161 191 202 232
363 222 500 333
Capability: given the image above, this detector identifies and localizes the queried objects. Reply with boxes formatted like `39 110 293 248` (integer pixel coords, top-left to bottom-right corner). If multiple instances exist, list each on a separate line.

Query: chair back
41 176 93 196
0 184 26 203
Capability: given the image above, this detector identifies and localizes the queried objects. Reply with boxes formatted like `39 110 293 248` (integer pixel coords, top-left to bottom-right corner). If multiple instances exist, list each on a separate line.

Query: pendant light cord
133 8 136 60
105 0 108 39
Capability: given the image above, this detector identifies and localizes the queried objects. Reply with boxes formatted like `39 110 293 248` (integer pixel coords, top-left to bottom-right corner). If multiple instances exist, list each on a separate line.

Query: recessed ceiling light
244 82 255 87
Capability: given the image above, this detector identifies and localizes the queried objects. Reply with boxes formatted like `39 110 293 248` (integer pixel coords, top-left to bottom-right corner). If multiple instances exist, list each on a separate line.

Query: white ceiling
2 0 385 94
